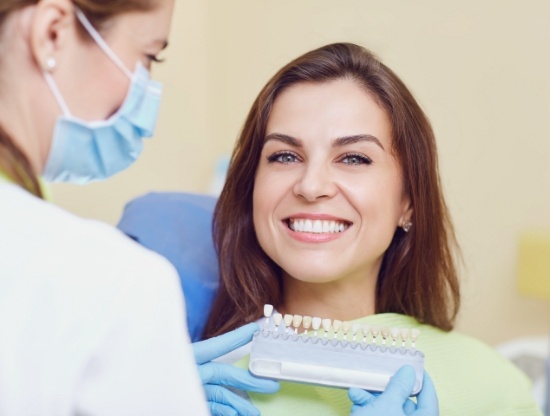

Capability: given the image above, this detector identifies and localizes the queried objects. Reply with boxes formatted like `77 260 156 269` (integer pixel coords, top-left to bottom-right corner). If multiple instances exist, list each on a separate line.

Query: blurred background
50 0 550 347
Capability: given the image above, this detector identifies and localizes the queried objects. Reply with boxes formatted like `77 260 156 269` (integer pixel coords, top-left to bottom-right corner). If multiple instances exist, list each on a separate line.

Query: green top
236 313 541 416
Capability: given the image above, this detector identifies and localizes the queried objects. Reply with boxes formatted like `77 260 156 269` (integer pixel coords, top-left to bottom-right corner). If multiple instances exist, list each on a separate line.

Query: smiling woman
206 43 458 336
203 43 541 415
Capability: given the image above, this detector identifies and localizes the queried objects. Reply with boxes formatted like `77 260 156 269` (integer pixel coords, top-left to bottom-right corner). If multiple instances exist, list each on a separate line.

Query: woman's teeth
288 218 349 234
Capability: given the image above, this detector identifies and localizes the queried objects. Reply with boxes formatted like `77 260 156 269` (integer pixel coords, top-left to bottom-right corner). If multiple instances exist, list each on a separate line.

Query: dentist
0 1 209 414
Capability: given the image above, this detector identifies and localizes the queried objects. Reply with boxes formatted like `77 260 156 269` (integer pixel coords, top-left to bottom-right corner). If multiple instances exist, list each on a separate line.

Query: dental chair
117 192 219 342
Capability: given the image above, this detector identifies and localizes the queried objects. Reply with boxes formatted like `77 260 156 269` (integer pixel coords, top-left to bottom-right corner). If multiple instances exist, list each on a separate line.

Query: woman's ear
29 0 74 72
398 196 413 229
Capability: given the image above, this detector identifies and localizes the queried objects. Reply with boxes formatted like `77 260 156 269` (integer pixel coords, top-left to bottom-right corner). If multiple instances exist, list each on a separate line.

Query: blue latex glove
193 322 280 416
349 366 439 416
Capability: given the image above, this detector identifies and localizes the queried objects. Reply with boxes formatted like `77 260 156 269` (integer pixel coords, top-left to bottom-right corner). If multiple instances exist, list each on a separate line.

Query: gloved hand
193 322 280 416
348 366 438 416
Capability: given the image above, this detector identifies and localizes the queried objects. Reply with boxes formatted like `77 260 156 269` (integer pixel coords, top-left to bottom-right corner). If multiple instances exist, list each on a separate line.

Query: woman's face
253 78 411 288
57 0 174 121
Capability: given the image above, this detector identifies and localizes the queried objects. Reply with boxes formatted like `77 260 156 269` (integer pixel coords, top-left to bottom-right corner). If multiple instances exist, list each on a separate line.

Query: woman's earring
44 57 56 72
401 220 412 233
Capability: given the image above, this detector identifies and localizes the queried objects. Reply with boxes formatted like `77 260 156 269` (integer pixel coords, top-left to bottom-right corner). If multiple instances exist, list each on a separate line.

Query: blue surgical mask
42 8 163 184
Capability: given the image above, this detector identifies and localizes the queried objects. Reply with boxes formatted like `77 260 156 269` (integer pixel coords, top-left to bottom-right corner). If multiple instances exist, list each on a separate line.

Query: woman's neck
280 272 377 321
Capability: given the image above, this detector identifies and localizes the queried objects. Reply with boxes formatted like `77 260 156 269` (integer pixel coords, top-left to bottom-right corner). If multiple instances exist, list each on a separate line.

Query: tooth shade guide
249 316 426 394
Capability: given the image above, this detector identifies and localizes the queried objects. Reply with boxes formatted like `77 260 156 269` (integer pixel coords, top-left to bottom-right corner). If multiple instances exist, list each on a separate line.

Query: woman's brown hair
0 0 155 197
204 42 460 338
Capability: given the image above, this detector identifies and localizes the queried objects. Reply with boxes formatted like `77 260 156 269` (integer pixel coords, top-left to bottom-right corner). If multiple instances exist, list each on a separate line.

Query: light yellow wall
51 0 550 346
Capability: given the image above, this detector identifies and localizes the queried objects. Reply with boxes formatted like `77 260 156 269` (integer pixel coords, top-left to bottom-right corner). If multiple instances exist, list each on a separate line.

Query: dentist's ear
29 0 75 72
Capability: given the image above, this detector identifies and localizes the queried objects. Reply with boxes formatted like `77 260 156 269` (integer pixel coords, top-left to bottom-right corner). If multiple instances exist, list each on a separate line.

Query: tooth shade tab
400 328 410 347
264 304 274 318
322 319 332 337
352 324 361 341
411 329 420 348
283 314 293 327
342 321 351 340
390 328 400 346
288 218 350 234
332 320 343 338
380 327 390 345
302 316 312 330
361 324 370 342
312 317 322 336
273 313 283 327
292 315 303 332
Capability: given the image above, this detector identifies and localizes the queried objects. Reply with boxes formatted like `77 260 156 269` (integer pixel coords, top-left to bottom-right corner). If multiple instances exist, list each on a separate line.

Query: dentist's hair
0 0 156 196
204 42 460 338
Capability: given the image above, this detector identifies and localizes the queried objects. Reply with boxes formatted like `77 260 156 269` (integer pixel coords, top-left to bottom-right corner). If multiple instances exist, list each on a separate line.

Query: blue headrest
117 192 219 341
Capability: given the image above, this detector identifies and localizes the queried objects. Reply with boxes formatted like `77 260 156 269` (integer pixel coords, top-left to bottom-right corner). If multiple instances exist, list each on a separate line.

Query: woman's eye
267 152 300 164
340 153 372 165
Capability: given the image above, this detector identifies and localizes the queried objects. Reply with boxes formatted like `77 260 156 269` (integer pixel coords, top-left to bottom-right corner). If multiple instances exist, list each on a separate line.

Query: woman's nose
293 163 337 202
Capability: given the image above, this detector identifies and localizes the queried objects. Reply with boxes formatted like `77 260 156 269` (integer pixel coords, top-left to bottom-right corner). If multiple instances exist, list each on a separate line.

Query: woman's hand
349 366 438 416
192 322 280 416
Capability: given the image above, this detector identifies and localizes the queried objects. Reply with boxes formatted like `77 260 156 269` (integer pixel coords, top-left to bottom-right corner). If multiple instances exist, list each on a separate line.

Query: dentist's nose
293 162 337 201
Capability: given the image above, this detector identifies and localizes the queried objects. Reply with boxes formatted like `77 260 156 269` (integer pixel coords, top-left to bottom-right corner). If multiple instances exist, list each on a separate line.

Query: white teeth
289 218 349 234
313 220 323 233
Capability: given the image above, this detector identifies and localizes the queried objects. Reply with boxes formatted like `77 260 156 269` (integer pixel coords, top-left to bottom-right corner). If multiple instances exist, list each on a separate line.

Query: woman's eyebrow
265 133 384 150
332 134 385 150
264 133 302 147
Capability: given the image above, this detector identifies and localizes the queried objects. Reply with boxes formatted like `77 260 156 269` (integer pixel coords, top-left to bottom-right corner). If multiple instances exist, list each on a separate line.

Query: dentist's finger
204 384 260 416
193 323 259 364
199 362 279 393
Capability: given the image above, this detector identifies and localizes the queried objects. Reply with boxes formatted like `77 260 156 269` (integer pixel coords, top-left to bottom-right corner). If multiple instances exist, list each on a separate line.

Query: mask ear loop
74 8 133 80
43 71 72 117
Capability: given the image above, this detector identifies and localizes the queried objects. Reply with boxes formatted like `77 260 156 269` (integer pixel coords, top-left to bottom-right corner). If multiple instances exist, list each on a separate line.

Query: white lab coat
0 182 209 416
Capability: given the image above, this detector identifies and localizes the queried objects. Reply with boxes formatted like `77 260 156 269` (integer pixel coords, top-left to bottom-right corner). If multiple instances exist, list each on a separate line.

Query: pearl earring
45 57 56 71
401 220 412 233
